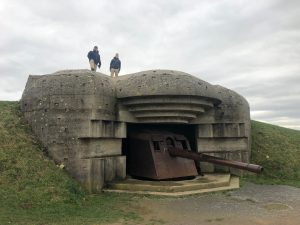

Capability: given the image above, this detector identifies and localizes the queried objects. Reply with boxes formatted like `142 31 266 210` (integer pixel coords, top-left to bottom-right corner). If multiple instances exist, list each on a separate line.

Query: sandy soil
123 183 300 225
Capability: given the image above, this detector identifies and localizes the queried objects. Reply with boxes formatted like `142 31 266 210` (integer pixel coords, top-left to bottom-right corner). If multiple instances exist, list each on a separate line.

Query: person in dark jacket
110 53 121 77
87 46 101 71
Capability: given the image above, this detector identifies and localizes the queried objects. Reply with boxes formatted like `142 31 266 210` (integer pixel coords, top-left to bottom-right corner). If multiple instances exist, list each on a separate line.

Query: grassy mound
0 101 138 225
244 120 300 186
1 101 300 223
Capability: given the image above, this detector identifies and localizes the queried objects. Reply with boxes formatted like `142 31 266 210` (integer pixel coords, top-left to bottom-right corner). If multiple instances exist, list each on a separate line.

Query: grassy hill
0 101 139 225
1 101 300 224
245 120 300 186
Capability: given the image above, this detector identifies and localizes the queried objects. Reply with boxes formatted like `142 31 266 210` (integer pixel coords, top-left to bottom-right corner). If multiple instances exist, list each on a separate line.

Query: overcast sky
0 0 299 130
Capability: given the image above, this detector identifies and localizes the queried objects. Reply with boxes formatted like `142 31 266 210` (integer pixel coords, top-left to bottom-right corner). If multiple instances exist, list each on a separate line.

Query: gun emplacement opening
127 130 263 180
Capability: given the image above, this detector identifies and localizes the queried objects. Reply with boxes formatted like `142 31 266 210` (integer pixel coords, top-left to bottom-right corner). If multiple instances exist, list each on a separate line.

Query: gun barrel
168 147 263 174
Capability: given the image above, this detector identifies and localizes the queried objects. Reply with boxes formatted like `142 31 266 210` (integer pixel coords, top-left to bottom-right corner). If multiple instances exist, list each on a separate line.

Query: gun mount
128 130 263 180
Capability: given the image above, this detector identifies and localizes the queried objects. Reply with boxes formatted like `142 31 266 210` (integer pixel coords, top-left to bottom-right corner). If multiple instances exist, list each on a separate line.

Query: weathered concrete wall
21 70 126 192
194 85 251 174
21 69 251 191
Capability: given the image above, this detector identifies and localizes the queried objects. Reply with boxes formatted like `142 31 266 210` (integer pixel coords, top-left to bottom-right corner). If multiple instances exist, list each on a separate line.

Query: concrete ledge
103 174 239 196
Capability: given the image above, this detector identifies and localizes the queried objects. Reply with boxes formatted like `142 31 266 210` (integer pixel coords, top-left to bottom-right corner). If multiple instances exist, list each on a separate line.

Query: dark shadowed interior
122 123 198 180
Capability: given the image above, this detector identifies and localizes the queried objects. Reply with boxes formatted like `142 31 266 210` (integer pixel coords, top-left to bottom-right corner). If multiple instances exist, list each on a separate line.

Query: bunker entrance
122 123 199 180
122 123 263 181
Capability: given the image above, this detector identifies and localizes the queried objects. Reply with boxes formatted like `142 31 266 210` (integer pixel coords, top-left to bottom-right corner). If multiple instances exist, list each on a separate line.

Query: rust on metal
127 130 198 180
168 147 263 174
127 130 263 180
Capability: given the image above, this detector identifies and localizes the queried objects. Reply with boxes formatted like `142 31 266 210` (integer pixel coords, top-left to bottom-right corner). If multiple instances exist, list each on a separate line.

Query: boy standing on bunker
87 46 101 71
110 53 121 77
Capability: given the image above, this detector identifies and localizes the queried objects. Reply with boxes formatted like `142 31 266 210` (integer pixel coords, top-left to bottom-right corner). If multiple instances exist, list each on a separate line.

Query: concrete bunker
21 69 256 193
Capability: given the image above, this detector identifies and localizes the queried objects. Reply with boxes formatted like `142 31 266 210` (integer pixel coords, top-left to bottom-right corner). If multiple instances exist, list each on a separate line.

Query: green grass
242 120 300 187
1 101 300 224
0 101 140 225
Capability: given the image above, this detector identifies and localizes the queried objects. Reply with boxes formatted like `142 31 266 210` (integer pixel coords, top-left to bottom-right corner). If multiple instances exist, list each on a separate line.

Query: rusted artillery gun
168 147 263 174
127 130 263 180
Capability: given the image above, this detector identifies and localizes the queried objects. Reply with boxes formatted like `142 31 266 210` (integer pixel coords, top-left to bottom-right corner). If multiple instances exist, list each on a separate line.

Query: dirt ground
121 182 300 225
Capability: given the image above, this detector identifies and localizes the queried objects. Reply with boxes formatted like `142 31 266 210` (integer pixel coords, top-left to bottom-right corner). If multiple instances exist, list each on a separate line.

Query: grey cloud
0 0 300 130
252 110 300 120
